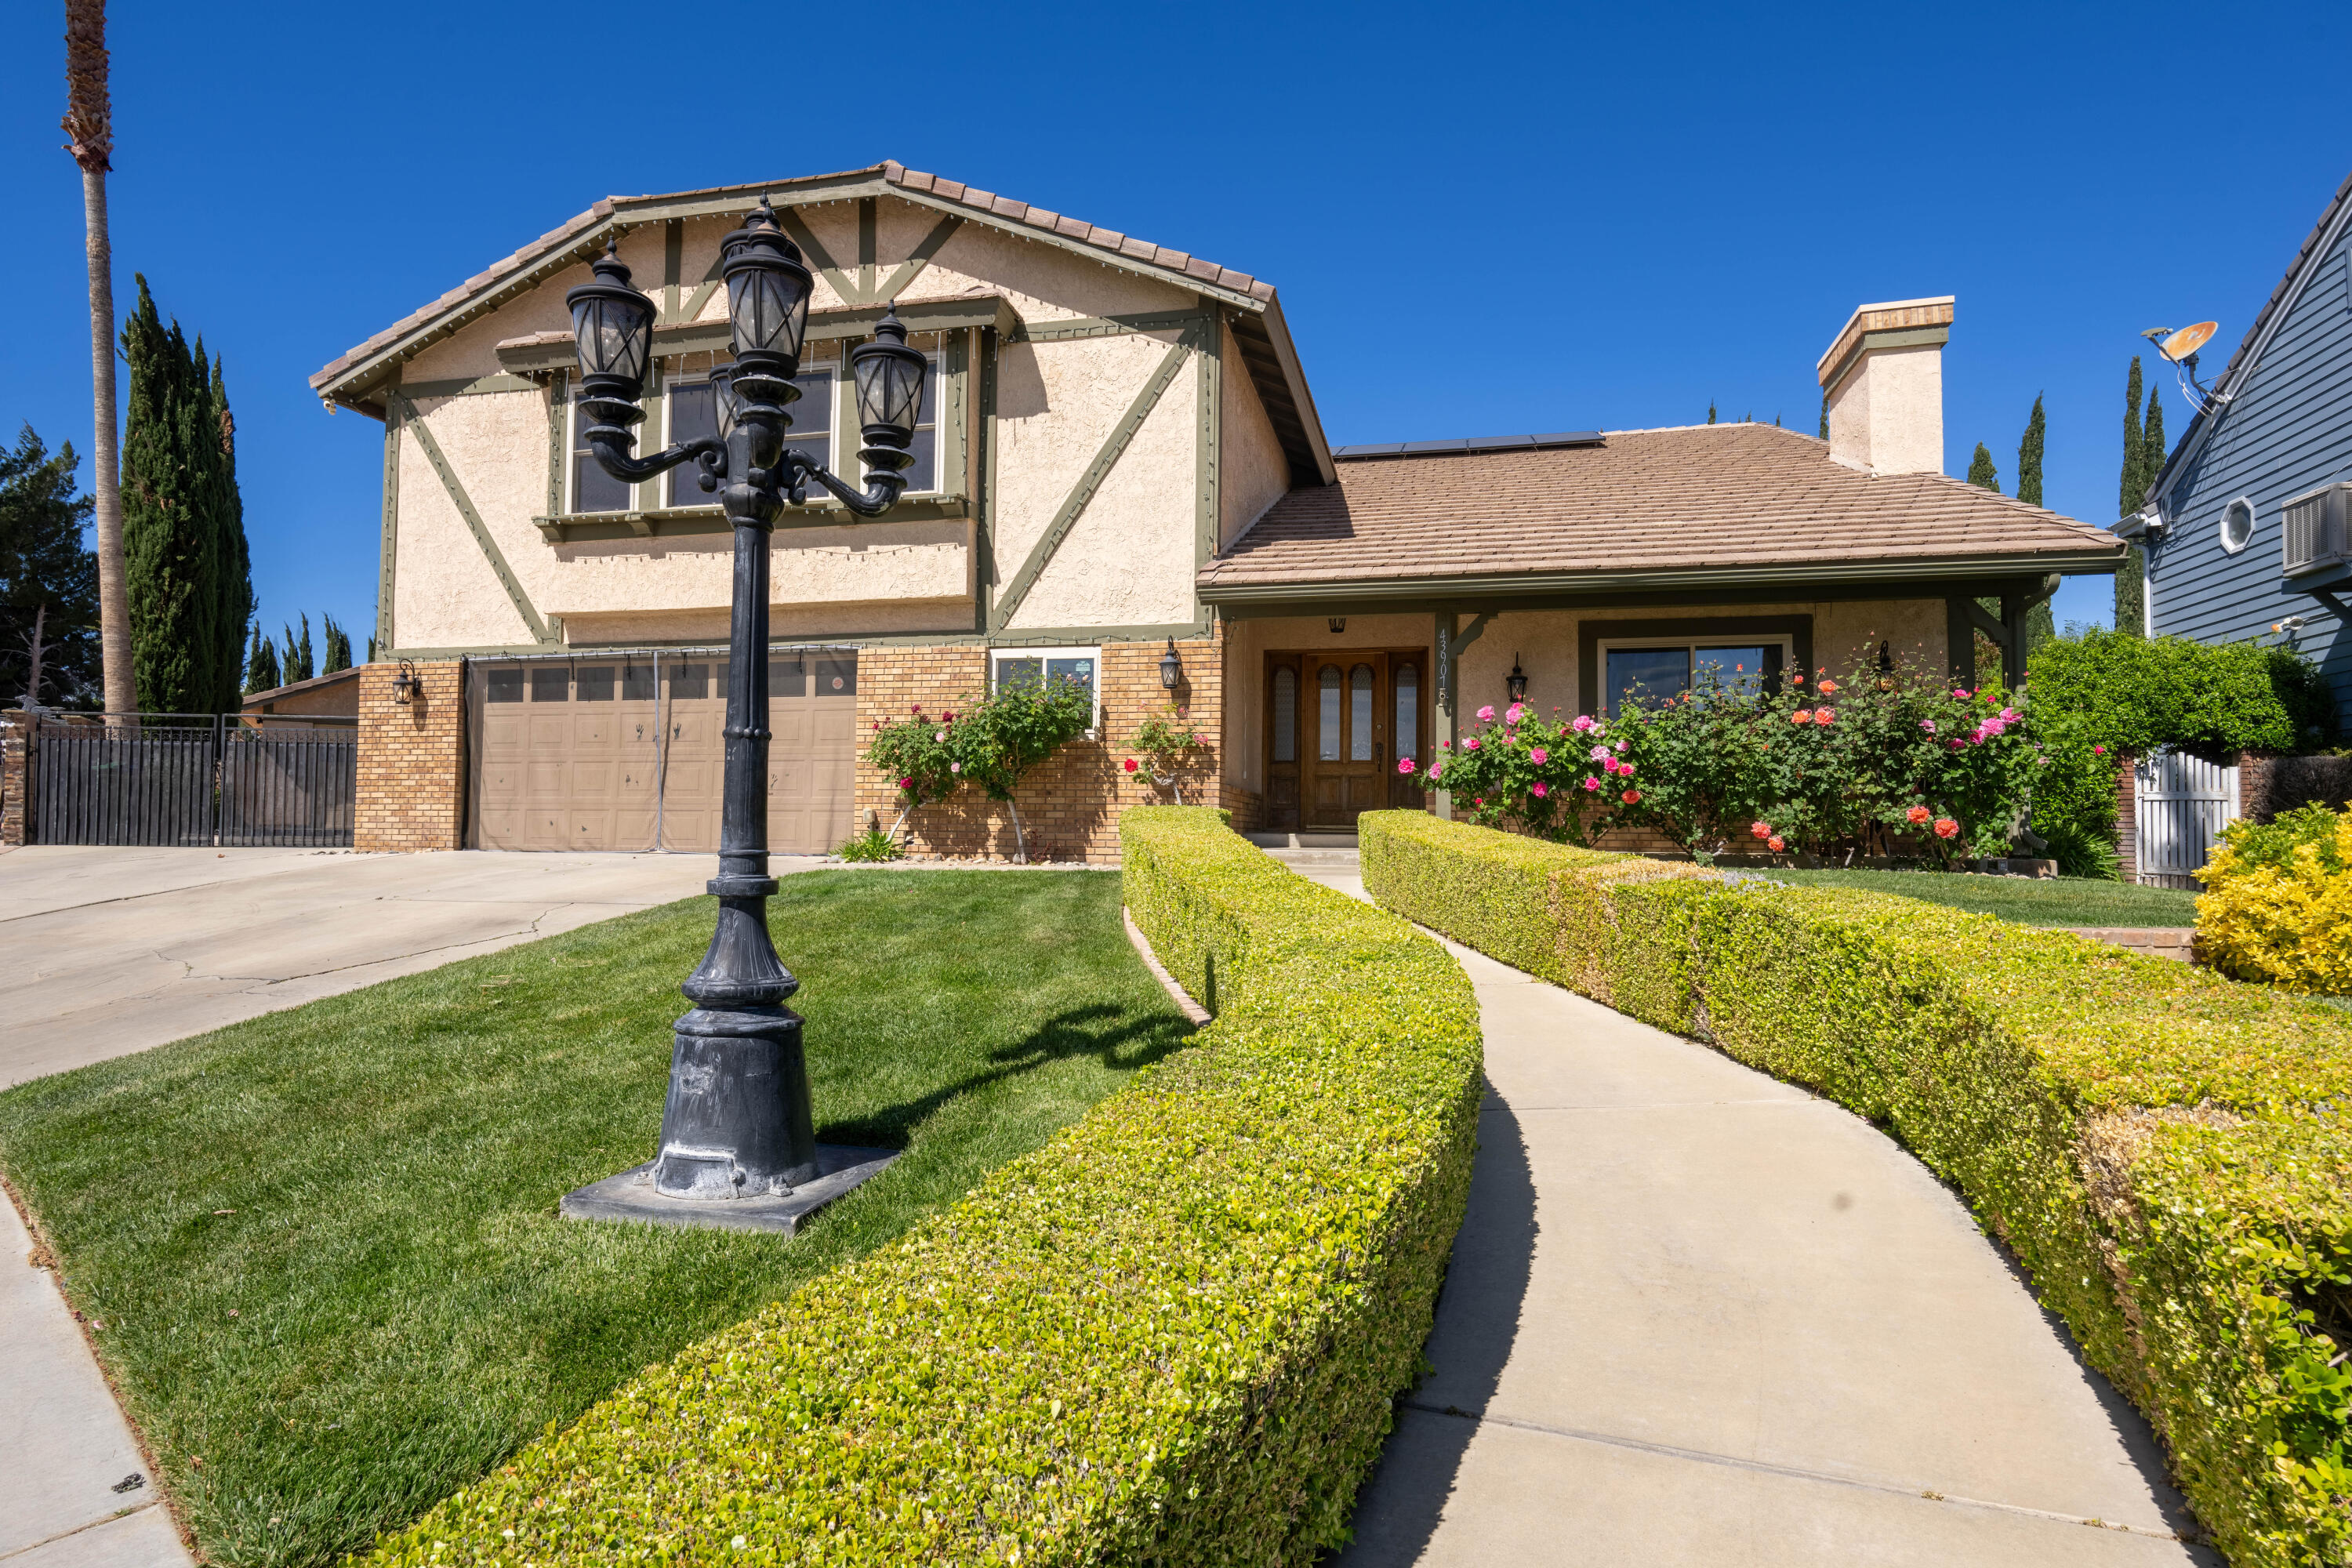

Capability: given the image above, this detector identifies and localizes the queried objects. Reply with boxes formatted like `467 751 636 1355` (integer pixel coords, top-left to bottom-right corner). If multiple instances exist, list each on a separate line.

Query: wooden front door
1265 650 1429 831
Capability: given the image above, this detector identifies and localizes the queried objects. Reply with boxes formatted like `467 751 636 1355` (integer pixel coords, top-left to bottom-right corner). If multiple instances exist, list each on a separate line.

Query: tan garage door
471 652 856 854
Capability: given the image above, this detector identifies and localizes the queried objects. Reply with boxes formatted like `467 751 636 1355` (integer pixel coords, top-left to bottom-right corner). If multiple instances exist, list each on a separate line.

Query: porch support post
1434 611 1457 820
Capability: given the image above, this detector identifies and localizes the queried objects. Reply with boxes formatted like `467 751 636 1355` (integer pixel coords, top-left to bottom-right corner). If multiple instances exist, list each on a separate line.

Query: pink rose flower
1590 745 1611 761
1572 714 1595 733
898 776 913 789
2092 745 2107 755
1583 775 1601 791
1532 781 1548 798
1396 757 1415 774
1921 719 1936 733
1530 747 1548 765
1476 705 1495 722
1465 737 1480 751
1618 761 1635 776
1506 703 1526 725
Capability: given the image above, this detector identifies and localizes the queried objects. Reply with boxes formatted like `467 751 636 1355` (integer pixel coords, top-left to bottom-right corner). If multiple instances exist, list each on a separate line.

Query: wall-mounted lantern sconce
1506 655 1527 705
392 659 419 706
1327 617 1347 635
1159 637 1183 691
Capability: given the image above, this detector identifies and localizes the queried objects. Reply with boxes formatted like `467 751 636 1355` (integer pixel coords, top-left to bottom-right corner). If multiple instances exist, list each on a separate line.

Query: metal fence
2134 747 2239 889
31 713 356 848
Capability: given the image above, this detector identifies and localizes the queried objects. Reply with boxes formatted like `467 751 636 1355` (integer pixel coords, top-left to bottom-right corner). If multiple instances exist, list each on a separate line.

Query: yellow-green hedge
1362 810 2352 1568
2196 807 2352 993
361 808 1480 1566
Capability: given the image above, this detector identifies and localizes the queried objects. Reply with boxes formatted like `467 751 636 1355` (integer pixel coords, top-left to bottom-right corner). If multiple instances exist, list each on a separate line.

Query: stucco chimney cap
1817 296 1956 387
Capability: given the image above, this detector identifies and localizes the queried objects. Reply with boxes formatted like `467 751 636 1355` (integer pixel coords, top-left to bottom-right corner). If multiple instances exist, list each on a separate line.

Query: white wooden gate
2134 749 2239 887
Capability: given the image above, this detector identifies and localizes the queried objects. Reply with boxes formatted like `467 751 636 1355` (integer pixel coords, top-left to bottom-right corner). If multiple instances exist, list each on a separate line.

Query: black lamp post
564 206 920 1208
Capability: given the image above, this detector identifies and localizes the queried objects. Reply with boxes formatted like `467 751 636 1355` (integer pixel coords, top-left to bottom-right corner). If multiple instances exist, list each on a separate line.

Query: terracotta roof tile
1200 423 2121 589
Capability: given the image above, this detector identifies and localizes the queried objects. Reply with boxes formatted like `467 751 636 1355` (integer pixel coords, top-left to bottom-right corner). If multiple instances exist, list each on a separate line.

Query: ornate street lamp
561 205 917 1221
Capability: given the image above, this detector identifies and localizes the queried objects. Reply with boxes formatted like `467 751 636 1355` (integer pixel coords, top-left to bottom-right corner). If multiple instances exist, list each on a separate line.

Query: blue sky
4 0 2348 650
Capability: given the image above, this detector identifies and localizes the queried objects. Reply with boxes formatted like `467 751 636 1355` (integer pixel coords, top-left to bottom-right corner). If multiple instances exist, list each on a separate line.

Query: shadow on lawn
818 1002 1195 1149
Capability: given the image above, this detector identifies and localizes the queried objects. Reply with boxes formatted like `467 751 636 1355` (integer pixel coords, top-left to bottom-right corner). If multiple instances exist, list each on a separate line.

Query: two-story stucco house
312 162 2122 859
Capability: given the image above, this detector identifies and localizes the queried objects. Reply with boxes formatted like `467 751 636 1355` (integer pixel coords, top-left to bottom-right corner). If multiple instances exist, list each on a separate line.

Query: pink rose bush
1394 639 2047 859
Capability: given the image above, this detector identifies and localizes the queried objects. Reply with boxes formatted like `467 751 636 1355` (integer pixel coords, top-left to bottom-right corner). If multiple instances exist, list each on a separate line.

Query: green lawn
1759 867 2201 927
0 870 1189 1568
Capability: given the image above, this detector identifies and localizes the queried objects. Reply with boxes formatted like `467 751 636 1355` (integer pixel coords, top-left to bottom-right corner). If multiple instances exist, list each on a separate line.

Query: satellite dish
2138 321 2227 413
2155 321 2217 362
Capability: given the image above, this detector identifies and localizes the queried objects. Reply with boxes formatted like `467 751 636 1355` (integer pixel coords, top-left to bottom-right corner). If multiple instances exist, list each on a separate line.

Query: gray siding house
2129 167 2352 723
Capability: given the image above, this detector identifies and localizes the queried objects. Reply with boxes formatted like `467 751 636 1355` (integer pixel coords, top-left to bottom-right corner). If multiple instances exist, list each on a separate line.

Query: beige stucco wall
1826 343 1943 476
1220 319 1289 550
1216 600 1953 793
381 192 1227 653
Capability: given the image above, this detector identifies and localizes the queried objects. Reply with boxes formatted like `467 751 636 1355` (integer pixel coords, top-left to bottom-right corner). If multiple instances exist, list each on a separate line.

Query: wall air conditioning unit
2283 482 2352 577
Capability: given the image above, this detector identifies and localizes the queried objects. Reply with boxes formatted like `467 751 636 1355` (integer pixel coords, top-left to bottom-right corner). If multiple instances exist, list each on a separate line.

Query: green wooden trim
402 372 542 400
870 213 964 306
993 321 1204 630
495 299 1018 375
387 387 551 645
1196 304 1221 590
857 197 877 303
405 620 1212 662
662 220 682 322
379 379 402 650
1011 310 1212 343
546 372 568 518
976 326 999 633
776 209 858 307
532 495 972 543
942 328 970 501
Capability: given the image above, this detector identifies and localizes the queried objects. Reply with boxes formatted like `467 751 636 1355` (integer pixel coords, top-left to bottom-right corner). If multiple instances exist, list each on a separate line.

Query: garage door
470 652 856 854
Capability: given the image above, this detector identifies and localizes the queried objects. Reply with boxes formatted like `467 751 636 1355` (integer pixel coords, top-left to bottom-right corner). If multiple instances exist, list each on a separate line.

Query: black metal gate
32 713 356 848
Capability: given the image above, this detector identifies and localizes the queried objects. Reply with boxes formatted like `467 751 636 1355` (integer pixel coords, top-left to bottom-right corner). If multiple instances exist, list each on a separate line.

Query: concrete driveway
0 847 818 1090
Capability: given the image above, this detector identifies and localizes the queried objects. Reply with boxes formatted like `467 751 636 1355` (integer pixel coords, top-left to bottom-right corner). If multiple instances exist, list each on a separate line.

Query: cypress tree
0 424 100 707
122 276 223 713
243 619 279 694
1706 401 1717 425
1967 443 2000 492
283 614 314 684
2115 358 2147 633
2142 385 2167 492
1819 394 1829 439
321 614 352 674
209 354 251 713
2016 394 2045 507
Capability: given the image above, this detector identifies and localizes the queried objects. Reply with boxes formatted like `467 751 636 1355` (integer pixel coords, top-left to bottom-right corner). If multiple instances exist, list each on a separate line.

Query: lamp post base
559 1145 899 1236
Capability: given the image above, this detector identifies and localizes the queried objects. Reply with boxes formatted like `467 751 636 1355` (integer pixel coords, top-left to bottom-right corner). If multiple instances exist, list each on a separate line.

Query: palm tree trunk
82 164 130 715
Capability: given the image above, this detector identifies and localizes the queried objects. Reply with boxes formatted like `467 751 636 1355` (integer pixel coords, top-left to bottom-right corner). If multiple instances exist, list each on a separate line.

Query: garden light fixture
1507 656 1527 705
391 659 419 706
559 204 921 1223
1159 638 1182 691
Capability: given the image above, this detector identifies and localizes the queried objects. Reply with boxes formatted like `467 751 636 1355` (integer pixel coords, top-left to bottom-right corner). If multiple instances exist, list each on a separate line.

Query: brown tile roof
309 161 1276 399
1199 423 2122 593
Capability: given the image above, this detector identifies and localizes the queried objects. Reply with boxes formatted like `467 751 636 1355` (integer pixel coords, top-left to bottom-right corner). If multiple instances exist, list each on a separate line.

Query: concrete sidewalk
1277 857 2213 1567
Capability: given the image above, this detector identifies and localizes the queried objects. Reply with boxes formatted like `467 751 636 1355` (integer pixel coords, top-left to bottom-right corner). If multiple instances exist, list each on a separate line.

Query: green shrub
360 808 1481 1568
2028 629 2337 763
1362 809 2352 1568
834 821 903 862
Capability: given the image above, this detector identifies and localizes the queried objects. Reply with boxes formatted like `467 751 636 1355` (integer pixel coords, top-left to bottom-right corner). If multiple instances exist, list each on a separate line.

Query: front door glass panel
1350 664 1375 761
1318 666 1342 761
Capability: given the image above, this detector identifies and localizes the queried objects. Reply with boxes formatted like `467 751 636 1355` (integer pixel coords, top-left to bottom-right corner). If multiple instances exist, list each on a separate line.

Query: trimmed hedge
1362 810 2352 1568
361 808 1480 1566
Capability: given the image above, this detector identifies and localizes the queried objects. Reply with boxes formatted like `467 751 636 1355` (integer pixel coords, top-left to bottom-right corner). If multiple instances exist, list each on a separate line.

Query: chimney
1815 296 1953 476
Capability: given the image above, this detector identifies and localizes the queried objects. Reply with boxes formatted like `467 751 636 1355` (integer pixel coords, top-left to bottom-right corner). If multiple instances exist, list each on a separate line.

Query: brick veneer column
354 660 467 851
0 711 29 848
853 626 1232 864
2238 750 2273 824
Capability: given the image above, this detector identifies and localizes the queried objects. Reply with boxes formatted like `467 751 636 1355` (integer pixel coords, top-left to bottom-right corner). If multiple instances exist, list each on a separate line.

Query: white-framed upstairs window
990 645 1099 733
1595 634 1794 717
658 358 840 508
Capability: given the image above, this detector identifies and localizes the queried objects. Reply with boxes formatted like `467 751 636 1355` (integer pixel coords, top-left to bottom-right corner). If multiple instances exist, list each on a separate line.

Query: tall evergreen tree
123 276 227 711
2016 394 2045 507
2142 384 2168 493
64 0 132 713
243 619 278 694
2114 358 2148 633
0 424 100 708
1706 401 1718 425
1967 443 2000 492
282 614 314 684
321 614 351 675
210 354 251 705
1819 394 1829 439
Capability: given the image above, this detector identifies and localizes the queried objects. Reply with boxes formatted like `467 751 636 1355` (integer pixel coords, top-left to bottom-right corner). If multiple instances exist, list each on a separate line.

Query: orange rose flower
1905 804 1930 825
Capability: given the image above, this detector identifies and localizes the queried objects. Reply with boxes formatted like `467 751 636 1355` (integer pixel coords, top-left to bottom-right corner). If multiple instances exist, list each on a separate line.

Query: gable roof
309 162 1333 483
1197 422 2122 605
2148 166 2352 511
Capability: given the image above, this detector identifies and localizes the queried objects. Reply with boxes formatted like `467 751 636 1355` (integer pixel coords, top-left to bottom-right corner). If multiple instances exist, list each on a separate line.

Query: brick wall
855 630 1229 864
0 712 27 848
355 660 467 851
